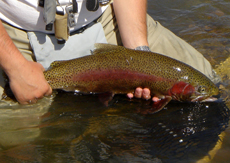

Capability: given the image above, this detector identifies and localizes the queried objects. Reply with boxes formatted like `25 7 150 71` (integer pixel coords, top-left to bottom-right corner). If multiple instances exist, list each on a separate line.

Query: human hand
127 87 160 102
7 60 52 104
0 20 52 104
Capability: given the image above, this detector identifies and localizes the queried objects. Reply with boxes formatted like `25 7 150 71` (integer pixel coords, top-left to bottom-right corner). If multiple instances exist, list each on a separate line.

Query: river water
0 0 230 162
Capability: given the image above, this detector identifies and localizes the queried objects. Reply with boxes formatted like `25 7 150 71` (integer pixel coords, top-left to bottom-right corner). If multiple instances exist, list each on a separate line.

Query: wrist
3 54 28 78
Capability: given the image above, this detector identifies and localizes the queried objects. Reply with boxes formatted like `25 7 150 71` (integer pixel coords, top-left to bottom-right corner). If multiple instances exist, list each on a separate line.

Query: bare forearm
113 0 148 49
113 1 155 101
0 20 27 76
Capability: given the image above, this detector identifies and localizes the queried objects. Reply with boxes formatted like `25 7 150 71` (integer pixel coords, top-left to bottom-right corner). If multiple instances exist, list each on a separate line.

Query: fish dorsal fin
93 43 125 55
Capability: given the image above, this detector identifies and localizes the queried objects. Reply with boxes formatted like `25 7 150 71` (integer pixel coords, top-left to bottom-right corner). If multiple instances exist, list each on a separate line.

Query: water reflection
0 96 53 162
68 94 229 163
0 92 228 162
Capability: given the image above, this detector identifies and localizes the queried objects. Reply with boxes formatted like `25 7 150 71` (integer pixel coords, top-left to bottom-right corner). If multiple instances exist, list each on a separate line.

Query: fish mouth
201 94 220 102
190 94 218 102
201 97 218 102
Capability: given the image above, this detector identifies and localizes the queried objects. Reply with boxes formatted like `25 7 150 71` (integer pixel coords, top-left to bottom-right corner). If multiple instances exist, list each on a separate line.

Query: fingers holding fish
134 87 143 98
17 85 51 105
142 88 151 100
44 85 52 97
28 86 52 104
127 87 152 100
126 92 134 99
25 89 51 104
27 98 38 104
134 87 151 100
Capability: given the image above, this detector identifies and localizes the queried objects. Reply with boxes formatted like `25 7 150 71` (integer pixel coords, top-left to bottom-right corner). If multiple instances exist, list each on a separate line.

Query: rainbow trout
44 44 219 113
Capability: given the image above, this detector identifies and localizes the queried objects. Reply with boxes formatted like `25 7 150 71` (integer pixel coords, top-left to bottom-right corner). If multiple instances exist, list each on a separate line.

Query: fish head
191 84 219 102
169 81 219 102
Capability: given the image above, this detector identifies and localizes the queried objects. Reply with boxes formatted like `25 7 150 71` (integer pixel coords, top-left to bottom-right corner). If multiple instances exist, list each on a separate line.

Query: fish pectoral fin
98 92 114 107
140 96 172 114
151 96 172 113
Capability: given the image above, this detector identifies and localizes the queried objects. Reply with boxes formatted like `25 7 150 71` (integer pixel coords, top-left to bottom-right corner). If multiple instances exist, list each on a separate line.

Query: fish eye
198 86 206 94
